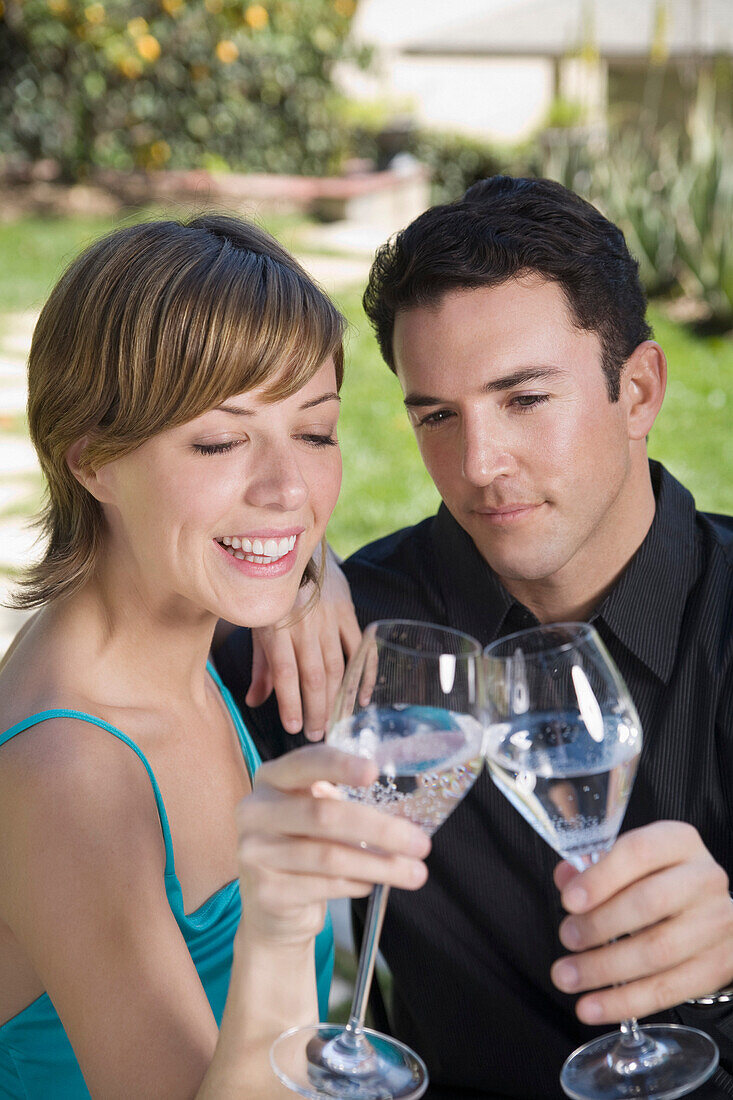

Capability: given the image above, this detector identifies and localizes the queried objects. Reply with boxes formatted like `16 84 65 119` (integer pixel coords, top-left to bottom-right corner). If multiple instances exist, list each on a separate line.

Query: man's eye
510 394 550 411
192 440 240 455
417 409 454 428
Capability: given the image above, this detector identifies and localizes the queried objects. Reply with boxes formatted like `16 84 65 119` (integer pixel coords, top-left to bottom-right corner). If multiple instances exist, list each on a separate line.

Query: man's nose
461 419 515 486
244 443 308 511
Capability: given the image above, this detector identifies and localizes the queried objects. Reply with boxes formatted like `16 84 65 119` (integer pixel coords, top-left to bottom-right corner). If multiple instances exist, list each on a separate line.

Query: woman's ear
621 340 667 441
65 438 114 504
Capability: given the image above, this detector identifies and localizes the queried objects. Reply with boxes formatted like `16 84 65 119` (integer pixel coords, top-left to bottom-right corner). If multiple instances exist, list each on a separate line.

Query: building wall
342 53 556 141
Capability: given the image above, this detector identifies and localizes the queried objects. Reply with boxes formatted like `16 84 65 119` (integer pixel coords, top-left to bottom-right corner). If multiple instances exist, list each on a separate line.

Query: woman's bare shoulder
0 707 167 926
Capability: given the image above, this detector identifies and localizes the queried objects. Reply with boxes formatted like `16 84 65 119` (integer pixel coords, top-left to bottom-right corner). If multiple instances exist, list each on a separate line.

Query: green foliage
327 285 440 558
409 130 504 208
583 128 679 296
671 132 733 329
349 122 504 207
0 0 366 179
544 96 585 130
585 123 733 327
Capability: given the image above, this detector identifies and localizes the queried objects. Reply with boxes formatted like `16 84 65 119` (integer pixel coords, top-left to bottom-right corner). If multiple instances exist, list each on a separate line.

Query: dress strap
206 660 262 780
0 709 176 876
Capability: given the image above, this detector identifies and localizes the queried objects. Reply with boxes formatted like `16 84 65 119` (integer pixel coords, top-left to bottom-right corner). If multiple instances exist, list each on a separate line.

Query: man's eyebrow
403 367 564 407
215 392 341 415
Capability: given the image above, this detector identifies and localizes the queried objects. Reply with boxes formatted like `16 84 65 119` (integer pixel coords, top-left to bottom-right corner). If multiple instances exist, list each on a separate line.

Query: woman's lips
213 537 299 577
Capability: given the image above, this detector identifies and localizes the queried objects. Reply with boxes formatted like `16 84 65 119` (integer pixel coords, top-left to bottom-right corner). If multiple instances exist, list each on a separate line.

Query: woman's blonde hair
15 214 345 609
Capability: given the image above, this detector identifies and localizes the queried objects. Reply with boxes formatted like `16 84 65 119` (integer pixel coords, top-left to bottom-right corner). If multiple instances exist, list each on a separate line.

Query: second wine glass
483 622 718 1100
271 619 485 1100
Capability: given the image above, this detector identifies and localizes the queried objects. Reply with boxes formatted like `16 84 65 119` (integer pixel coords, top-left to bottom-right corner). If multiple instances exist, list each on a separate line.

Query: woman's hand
236 745 431 946
247 548 361 741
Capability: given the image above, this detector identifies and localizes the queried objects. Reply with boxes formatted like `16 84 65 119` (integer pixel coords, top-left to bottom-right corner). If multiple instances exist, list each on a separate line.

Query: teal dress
0 663 333 1098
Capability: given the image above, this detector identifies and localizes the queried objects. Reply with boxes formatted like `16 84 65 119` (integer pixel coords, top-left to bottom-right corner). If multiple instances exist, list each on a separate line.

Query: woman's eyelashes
192 431 337 456
299 432 338 448
192 440 241 456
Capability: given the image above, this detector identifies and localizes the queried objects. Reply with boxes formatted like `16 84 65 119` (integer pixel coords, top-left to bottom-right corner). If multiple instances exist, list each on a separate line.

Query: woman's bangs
178 259 345 417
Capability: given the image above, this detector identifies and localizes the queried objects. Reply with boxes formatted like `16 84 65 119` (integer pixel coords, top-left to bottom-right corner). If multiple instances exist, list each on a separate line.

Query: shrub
0 0 367 179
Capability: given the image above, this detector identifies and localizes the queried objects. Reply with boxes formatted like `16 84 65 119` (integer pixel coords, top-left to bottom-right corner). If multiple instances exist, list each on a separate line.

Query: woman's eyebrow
214 392 340 416
298 392 341 410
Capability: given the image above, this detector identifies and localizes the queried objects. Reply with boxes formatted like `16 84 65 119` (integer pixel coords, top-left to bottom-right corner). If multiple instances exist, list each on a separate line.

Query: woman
0 216 430 1098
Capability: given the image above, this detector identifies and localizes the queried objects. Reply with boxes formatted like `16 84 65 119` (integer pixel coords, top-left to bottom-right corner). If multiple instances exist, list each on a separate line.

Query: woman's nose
244 445 308 511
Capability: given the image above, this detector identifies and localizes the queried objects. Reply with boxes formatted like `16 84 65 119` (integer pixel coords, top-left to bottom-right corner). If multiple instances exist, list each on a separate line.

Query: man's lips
473 502 545 525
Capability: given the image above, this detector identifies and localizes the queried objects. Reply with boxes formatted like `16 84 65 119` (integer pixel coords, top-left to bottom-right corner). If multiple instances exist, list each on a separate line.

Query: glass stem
344 884 390 1041
578 853 654 1059
619 1017 648 1048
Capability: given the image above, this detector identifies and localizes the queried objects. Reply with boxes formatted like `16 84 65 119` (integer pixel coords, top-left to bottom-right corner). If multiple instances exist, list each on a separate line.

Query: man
216 176 733 1099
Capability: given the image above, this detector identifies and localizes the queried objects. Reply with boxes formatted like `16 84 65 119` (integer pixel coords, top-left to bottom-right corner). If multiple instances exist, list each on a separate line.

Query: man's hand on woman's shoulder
247 547 361 740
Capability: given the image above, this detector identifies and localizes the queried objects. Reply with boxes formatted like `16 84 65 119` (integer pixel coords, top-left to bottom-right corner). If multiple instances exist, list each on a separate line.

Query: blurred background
0 0 731 1018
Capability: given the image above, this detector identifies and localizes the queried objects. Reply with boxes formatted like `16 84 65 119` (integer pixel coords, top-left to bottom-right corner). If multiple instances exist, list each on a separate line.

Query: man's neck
499 461 657 625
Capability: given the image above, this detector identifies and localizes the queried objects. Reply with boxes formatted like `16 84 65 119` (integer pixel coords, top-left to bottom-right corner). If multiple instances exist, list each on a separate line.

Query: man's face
393 278 636 596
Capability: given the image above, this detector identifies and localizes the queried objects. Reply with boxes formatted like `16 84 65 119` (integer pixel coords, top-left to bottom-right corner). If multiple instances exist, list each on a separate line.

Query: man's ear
621 340 667 440
65 438 115 505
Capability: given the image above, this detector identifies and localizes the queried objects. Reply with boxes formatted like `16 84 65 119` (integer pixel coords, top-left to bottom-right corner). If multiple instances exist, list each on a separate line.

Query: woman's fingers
253 743 376 792
240 784 431 860
239 834 428 893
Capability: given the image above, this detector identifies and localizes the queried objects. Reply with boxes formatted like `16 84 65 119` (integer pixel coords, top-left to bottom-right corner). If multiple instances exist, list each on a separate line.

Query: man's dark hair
362 175 652 401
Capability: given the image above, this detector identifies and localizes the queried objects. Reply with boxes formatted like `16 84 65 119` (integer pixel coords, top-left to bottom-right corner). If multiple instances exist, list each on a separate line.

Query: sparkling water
485 712 640 865
330 705 484 836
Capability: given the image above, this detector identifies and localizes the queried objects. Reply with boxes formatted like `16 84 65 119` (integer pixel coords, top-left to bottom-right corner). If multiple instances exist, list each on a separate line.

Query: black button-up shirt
217 462 733 1099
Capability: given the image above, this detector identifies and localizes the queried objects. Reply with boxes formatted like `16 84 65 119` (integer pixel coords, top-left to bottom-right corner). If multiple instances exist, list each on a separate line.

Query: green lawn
0 213 730 563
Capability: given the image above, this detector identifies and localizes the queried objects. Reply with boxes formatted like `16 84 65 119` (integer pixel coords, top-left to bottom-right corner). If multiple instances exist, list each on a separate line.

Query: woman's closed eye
299 432 338 448
192 439 242 456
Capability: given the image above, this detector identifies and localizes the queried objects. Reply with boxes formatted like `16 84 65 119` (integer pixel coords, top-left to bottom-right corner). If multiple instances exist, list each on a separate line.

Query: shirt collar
429 503 527 646
428 462 702 682
593 461 703 684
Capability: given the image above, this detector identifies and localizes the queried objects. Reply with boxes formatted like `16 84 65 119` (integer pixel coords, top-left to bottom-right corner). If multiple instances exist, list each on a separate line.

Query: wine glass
483 622 718 1100
271 619 485 1100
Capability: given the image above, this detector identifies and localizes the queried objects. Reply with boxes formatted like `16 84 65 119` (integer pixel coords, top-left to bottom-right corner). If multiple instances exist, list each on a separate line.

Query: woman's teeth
217 534 297 564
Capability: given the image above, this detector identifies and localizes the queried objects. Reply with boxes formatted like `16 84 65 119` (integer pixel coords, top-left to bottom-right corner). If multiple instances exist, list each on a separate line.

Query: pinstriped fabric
218 461 733 1100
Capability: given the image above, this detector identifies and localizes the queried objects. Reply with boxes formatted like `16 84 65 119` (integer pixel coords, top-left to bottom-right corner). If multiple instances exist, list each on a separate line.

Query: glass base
271 1023 428 1100
560 1024 718 1100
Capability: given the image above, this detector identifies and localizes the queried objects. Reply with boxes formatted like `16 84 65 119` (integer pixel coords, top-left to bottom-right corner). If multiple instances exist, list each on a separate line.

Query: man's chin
473 542 566 587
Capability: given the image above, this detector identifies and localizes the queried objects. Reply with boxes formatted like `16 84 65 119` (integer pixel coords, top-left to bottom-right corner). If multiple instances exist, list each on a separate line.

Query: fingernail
561 919 581 949
409 832 431 857
306 729 324 742
553 961 579 991
349 758 375 784
564 885 588 910
581 998 603 1022
284 719 302 733
410 861 427 885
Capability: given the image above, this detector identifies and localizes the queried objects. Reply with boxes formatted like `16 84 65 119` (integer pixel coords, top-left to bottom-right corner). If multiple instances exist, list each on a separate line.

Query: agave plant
591 128 679 297
670 126 733 330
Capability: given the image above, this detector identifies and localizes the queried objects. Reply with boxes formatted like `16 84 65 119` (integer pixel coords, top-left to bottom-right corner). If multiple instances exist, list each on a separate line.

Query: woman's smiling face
93 358 342 627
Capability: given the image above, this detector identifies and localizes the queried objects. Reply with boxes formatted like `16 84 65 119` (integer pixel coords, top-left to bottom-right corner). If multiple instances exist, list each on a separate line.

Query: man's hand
550 821 733 1024
247 548 361 740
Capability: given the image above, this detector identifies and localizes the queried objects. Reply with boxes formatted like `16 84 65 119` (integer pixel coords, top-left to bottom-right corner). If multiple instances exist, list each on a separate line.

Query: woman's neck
43 567 219 713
